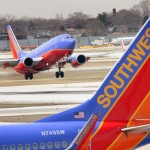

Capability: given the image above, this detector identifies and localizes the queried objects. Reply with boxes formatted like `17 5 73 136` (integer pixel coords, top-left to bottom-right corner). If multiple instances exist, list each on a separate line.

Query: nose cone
65 38 76 49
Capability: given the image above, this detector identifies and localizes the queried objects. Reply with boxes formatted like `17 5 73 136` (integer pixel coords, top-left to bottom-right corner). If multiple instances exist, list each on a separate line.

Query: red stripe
92 57 150 149
9 37 18 59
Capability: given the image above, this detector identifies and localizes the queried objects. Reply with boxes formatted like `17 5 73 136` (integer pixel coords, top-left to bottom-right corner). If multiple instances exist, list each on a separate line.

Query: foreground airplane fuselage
1 121 150 150
0 18 150 150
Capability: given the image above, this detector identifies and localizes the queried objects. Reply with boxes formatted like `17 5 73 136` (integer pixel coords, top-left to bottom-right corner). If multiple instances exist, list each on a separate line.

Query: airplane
0 25 122 80
0 18 150 150
0 26 76 80
111 36 135 46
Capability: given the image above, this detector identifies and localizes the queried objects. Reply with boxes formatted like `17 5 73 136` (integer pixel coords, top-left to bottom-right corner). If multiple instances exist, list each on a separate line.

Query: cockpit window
66 37 70 39
63 36 74 40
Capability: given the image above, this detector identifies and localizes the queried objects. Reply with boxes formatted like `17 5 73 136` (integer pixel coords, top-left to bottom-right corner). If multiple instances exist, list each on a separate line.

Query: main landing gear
55 69 64 78
24 73 33 80
55 62 64 78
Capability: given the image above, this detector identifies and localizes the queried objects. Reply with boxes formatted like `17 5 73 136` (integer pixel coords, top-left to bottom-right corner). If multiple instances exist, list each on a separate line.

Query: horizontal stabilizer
66 113 99 150
121 124 150 136
0 59 19 68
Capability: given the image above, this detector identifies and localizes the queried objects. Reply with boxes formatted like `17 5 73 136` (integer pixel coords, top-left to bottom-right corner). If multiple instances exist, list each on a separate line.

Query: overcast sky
0 0 142 19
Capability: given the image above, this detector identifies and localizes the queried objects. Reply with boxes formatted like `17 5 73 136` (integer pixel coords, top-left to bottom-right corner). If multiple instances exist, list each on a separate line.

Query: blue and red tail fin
90 17 150 121
7 25 22 59
89 18 150 150
36 18 150 124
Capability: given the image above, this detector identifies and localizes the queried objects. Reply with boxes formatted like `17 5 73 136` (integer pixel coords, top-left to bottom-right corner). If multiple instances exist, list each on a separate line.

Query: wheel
55 72 59 78
60 71 64 78
29 73 33 80
25 73 28 80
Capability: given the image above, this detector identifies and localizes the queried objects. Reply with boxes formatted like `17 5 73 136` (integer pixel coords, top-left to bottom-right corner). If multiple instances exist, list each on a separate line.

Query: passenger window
18 144 23 150
40 143 45 149
25 144 30 150
47 142 53 149
33 143 38 150
55 142 60 149
3 145 8 150
62 141 67 148
10 144 15 150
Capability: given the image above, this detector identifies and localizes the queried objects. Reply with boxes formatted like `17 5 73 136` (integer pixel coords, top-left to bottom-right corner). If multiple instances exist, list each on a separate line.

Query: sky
0 0 142 19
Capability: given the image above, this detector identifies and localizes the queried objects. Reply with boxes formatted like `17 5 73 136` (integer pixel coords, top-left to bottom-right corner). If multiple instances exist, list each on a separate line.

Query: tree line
0 0 149 38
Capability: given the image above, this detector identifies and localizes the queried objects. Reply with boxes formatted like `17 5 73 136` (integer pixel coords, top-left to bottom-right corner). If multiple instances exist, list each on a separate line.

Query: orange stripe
107 91 150 150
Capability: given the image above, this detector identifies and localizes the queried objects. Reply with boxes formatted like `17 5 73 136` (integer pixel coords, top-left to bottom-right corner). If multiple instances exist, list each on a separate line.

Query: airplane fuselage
0 120 150 150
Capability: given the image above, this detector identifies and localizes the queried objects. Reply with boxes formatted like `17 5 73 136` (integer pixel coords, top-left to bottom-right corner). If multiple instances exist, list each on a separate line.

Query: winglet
7 25 22 59
66 113 100 150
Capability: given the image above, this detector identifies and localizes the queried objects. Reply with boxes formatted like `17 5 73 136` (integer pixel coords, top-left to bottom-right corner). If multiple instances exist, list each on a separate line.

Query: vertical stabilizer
89 17 150 149
91 17 150 120
7 25 22 59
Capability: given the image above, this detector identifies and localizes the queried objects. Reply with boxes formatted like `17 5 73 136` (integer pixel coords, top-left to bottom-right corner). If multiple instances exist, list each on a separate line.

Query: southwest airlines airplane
111 36 135 46
0 25 119 80
0 26 76 79
0 18 150 150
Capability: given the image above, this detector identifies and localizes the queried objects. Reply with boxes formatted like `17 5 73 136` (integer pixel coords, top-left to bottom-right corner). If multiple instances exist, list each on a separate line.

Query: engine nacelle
23 57 34 67
69 54 87 68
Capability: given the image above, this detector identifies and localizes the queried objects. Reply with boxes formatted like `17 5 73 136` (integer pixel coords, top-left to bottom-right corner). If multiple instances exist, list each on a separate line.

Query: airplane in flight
0 25 121 80
0 18 150 149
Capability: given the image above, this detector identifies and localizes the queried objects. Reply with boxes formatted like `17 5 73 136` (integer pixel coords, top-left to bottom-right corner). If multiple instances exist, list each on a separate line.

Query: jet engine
23 57 34 67
69 54 87 68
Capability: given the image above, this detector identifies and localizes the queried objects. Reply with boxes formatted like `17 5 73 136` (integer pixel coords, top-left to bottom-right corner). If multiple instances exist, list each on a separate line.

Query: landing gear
55 71 64 78
60 71 64 78
55 62 64 78
55 72 59 78
24 73 33 80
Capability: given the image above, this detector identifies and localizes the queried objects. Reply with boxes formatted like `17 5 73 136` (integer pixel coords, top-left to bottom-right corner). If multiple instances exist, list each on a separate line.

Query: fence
0 34 136 50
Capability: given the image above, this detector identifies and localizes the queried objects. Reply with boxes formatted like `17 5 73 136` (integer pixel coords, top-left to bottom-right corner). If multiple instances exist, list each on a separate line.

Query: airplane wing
121 124 150 136
0 59 19 69
66 113 99 150
32 57 43 65
0 57 43 69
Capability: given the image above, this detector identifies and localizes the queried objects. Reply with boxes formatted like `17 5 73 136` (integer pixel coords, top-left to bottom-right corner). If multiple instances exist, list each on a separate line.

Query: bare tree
110 9 142 26
65 12 89 29
140 0 150 16
86 19 108 36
